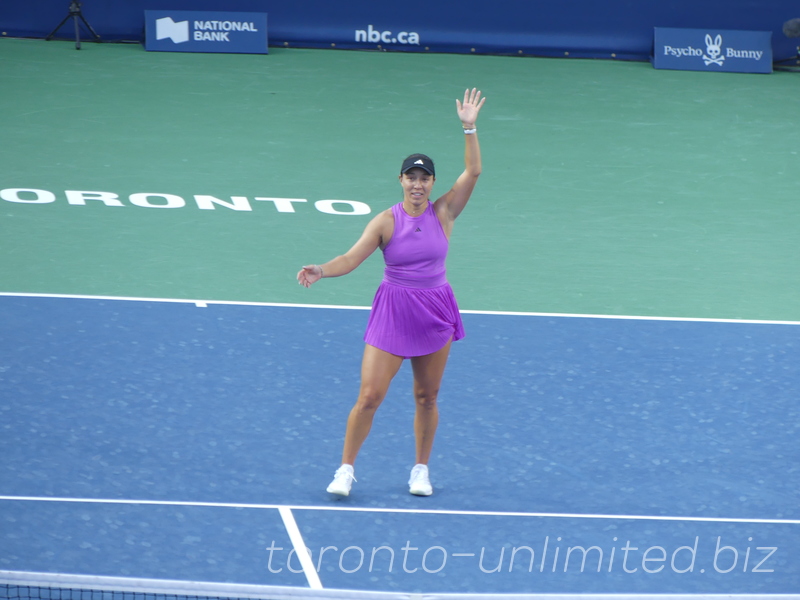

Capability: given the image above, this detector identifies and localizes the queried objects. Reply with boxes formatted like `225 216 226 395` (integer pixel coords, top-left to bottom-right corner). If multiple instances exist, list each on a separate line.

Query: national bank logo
155 17 259 44
145 10 268 54
156 17 189 44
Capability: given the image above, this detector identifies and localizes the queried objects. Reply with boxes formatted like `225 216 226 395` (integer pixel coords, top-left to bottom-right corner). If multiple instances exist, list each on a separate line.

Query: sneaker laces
334 465 357 483
409 464 428 485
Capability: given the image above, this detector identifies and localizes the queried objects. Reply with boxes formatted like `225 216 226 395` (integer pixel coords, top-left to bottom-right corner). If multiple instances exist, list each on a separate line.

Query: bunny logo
703 34 725 66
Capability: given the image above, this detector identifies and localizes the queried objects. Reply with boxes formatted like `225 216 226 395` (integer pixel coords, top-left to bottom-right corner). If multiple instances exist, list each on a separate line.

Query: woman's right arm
297 210 391 288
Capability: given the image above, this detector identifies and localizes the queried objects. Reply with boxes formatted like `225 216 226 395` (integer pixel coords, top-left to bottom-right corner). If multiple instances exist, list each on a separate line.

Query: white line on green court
1 292 799 325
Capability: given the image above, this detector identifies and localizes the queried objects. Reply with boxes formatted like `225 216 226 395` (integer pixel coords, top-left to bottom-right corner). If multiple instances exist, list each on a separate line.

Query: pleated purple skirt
364 280 465 358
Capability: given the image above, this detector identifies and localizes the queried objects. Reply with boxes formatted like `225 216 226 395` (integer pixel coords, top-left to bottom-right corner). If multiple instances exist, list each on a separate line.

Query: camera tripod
46 1 101 50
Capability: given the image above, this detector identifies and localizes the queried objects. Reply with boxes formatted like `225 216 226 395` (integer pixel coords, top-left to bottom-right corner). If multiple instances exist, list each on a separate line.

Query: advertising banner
144 10 268 54
653 28 772 74
7 1 798 62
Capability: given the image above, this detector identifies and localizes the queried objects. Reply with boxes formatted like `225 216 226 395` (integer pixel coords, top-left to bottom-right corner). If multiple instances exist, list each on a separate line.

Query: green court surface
1 37 798 320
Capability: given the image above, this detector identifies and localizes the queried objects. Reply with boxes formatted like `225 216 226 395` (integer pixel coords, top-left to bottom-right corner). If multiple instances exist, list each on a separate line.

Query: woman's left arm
436 88 486 223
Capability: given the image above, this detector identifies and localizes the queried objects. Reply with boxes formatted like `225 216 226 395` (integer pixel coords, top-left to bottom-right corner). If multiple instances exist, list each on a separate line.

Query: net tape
2 571 799 600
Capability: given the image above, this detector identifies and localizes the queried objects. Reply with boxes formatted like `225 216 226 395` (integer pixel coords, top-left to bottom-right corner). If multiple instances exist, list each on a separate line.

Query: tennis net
7 570 790 600
0 570 555 600
0 571 415 600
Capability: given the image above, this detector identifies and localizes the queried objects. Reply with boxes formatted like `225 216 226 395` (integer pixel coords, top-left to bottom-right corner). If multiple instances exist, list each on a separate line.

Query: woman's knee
355 386 386 412
414 387 439 410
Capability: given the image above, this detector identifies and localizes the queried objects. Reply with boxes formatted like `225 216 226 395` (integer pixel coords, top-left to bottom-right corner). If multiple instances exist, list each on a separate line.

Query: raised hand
456 88 486 128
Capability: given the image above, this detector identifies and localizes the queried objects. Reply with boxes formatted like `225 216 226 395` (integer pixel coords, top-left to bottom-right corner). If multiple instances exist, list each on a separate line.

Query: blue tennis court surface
1 294 798 595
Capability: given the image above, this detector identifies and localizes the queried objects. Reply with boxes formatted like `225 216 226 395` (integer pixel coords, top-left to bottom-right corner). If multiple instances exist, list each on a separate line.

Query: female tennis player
297 88 486 497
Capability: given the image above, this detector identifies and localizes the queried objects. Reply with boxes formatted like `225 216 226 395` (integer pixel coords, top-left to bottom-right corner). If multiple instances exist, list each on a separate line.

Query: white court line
1 495 798 525
278 506 323 590
1 291 799 325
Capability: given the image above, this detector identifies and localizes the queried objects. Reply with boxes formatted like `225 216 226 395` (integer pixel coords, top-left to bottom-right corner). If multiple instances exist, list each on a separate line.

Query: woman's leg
409 339 452 465
340 344 404 465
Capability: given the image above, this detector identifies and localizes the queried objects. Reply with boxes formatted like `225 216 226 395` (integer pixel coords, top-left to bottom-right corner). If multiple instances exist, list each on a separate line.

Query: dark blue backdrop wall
1 1 798 61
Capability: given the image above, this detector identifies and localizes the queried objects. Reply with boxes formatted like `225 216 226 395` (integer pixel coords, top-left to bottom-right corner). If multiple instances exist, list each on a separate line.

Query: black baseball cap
400 154 435 177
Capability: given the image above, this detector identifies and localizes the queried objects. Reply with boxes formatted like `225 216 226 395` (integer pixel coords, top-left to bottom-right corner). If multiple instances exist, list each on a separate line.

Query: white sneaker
408 464 432 496
327 464 356 496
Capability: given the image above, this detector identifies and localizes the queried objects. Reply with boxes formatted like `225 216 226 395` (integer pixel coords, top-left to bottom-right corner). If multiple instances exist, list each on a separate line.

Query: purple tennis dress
364 201 465 358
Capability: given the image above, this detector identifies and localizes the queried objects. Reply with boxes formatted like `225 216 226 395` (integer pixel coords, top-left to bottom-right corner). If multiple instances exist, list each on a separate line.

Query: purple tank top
382 201 448 289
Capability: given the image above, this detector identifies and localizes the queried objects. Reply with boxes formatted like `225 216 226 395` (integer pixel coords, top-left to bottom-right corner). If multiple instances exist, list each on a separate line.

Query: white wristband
463 128 477 135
